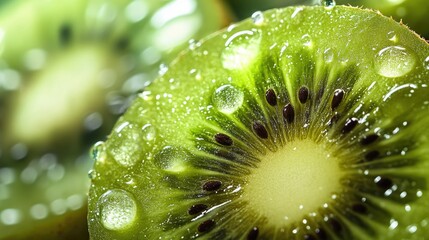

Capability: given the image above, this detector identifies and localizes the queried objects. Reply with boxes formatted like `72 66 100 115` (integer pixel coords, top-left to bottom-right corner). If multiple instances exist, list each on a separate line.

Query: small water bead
374 46 416 78
88 169 97 180
323 48 334 63
154 146 188 172
141 124 156 141
98 189 137 231
320 0 336 8
251 11 264 25
212 84 244 114
387 31 398 42
90 141 106 163
301 34 312 48
222 30 261 70
424 56 429 70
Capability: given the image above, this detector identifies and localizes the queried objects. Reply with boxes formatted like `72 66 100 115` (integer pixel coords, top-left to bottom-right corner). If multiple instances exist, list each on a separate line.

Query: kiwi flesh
224 0 429 38
0 0 228 239
88 5 429 239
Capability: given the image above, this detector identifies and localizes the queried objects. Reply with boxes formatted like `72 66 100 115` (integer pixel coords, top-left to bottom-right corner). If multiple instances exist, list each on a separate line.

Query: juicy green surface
0 0 227 239
225 0 429 38
88 6 429 239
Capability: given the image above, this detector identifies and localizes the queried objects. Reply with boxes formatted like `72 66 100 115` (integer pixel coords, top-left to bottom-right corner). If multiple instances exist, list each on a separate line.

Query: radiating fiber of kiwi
88 5 429 239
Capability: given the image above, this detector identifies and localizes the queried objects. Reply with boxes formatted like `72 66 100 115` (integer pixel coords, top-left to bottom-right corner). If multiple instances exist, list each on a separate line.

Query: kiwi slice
224 0 429 38
88 5 429 239
0 0 228 238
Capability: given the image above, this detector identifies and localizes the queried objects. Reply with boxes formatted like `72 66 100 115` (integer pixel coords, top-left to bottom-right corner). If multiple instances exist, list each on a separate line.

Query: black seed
283 103 295 123
351 203 367 214
303 234 317 240
252 121 268 139
331 89 345 110
328 113 340 127
247 227 259 240
298 86 310 103
361 134 379 145
198 219 215 233
341 118 358 134
59 24 72 45
214 133 233 146
375 177 393 190
265 88 277 106
188 204 208 215
315 228 327 240
328 218 342 232
202 180 222 191
364 150 380 161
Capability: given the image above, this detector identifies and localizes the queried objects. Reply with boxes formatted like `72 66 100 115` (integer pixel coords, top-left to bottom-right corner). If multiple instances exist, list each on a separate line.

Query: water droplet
251 11 264 25
301 34 312 48
222 30 261 70
154 146 188 172
90 141 106 163
159 63 168 75
142 124 156 141
88 169 97 180
374 46 416 78
424 56 429 70
107 122 144 167
291 7 303 18
212 84 244 114
320 0 336 8
387 31 398 42
323 48 334 63
98 189 137 230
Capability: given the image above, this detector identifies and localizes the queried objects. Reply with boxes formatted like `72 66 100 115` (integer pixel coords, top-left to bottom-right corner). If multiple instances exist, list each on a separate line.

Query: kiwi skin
88 5 429 240
0 0 230 239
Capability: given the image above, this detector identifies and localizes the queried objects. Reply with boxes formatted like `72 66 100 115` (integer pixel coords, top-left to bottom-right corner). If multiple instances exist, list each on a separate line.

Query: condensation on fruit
301 34 313 48
251 11 264 25
212 84 244 114
97 189 137 231
141 123 156 141
221 29 261 70
323 48 334 63
374 46 416 78
153 146 188 172
107 122 144 167
424 56 429 70
90 141 106 164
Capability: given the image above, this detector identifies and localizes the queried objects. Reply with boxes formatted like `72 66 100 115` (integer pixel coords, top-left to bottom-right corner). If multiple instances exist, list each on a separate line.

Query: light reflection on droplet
374 46 416 78
98 189 137 230
251 11 264 25
212 84 244 114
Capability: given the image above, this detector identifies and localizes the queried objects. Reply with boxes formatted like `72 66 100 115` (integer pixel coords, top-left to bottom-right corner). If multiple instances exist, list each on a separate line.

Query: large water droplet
154 146 188 172
107 122 144 167
142 124 156 141
374 46 416 78
212 84 244 114
251 11 264 25
222 30 261 70
98 189 137 231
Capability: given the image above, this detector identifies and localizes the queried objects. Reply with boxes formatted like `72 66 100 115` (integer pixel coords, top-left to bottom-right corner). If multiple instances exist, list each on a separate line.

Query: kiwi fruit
88 5 429 239
0 0 228 239
224 0 429 38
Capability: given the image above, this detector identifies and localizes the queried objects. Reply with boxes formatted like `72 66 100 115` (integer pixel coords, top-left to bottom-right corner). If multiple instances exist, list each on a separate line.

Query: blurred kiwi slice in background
224 0 429 38
0 0 230 239
88 5 429 239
